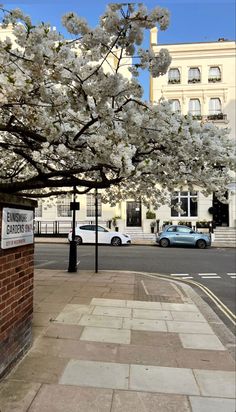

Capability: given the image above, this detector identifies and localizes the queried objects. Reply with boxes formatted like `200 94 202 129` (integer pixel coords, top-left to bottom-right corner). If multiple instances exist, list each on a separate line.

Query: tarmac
0 267 235 411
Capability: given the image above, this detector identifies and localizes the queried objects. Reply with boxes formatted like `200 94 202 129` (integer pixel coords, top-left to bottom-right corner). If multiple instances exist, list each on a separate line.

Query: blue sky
1 1 235 99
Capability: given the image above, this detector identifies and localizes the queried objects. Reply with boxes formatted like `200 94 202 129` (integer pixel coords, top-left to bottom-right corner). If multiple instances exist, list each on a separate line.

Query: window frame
86 193 102 217
168 68 181 84
208 66 221 82
188 67 201 83
171 191 198 218
57 197 72 218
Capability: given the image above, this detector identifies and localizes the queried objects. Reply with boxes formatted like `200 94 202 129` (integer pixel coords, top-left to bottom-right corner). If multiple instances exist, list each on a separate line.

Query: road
35 243 236 330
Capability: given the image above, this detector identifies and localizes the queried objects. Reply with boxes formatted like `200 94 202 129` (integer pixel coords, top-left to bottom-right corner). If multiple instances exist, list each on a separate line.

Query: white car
68 224 131 246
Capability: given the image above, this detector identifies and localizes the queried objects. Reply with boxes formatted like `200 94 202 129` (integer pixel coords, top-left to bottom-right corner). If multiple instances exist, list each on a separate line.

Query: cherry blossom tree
0 3 235 208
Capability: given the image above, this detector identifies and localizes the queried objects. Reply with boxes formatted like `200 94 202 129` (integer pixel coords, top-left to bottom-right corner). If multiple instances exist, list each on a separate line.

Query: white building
149 28 236 230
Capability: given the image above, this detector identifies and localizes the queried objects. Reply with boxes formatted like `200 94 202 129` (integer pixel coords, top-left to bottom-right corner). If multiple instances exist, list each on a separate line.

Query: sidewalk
0 269 235 412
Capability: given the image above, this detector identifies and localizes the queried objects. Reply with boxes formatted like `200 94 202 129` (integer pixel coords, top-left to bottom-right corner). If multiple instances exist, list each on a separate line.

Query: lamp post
95 187 98 273
68 185 79 273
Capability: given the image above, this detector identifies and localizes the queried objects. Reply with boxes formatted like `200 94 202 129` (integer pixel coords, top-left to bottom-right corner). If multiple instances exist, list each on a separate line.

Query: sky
1 0 235 99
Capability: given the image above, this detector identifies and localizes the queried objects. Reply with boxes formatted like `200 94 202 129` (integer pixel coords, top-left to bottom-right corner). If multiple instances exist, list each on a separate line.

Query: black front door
213 193 229 226
126 201 141 226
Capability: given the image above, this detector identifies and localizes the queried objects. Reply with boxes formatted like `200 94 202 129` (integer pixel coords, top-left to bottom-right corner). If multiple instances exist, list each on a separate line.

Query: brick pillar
0 194 37 378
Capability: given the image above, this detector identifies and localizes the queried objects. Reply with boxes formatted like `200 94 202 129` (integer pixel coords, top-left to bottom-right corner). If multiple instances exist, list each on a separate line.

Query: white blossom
0 3 234 204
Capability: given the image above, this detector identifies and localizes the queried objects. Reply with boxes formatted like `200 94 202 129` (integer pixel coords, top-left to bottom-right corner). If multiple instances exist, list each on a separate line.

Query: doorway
126 201 142 226
213 193 229 226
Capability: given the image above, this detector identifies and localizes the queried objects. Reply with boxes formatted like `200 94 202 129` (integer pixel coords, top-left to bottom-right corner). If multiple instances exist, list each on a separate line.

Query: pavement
0 268 235 412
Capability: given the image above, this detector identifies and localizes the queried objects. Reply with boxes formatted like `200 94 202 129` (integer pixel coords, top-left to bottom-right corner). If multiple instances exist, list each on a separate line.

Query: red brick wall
0 195 36 378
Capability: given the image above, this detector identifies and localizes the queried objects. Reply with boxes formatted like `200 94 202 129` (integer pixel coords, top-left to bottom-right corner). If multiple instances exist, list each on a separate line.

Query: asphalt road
35 243 236 330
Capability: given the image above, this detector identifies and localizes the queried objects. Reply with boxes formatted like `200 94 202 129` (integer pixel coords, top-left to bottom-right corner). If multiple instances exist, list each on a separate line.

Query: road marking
138 273 236 326
200 276 221 279
227 273 236 278
170 274 189 277
35 260 57 267
141 280 149 295
198 273 218 277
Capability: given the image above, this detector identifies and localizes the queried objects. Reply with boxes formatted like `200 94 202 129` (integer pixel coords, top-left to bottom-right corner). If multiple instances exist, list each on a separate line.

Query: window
189 99 201 117
35 202 43 218
209 98 222 114
168 68 181 84
176 226 192 233
169 99 181 113
208 66 221 82
57 197 72 217
188 67 201 83
171 191 198 217
86 193 102 217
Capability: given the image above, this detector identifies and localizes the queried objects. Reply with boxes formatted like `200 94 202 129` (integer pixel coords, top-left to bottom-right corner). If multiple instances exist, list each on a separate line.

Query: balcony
207 113 227 121
208 77 221 83
188 78 201 84
168 79 181 84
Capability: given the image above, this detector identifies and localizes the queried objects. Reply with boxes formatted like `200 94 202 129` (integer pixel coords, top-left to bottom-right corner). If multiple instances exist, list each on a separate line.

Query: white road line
141 280 149 295
229 275 236 279
198 273 218 276
201 276 221 279
170 274 189 277
35 260 56 267
182 276 193 279
227 273 236 276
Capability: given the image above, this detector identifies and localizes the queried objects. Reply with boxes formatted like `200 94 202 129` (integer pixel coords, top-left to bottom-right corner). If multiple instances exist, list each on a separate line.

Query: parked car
156 225 211 249
68 224 131 246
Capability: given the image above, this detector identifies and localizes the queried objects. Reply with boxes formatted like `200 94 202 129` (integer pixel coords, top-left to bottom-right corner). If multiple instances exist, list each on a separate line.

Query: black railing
34 220 109 236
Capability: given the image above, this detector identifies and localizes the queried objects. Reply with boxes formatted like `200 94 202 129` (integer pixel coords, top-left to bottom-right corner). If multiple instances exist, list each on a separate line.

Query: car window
97 226 107 232
166 226 176 232
80 225 94 231
176 226 192 233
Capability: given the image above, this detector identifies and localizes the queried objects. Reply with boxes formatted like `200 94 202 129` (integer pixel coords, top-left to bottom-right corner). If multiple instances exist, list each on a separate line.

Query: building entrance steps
0 269 235 412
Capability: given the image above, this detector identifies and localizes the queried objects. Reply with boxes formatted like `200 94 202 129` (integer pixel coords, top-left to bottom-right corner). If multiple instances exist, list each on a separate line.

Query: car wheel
75 236 82 245
111 236 122 246
196 239 206 249
160 238 169 248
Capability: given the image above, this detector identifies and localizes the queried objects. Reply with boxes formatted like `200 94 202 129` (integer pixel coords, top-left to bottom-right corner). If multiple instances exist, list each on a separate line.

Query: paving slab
175 348 236 371
170 311 206 322
91 298 127 307
126 300 162 309
79 314 123 328
80 326 131 344
54 304 93 324
59 360 129 389
194 369 236 398
8 355 69 384
161 303 199 312
111 391 191 412
28 384 113 412
30 337 119 362
117 344 178 367
132 308 172 320
129 364 200 395
179 333 226 351
92 306 132 318
123 317 167 332
167 321 214 334
44 323 84 340
0 380 41 412
189 396 236 412
130 330 182 348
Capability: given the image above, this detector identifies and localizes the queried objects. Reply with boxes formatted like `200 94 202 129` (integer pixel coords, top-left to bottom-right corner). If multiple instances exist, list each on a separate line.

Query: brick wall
0 194 37 378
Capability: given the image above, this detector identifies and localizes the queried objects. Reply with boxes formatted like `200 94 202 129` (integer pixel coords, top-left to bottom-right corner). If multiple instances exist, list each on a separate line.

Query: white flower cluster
0 3 234 202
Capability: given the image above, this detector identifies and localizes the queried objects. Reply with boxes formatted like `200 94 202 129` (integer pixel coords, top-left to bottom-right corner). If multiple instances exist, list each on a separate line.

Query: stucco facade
149 28 236 229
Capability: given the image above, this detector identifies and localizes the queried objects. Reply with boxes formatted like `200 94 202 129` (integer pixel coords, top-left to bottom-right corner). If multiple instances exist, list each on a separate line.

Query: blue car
156 225 211 249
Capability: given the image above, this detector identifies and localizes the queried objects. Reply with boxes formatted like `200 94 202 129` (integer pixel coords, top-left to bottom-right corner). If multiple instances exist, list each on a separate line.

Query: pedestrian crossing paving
170 273 236 280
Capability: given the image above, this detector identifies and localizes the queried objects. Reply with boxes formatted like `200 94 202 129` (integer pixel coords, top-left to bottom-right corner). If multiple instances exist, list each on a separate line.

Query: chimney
150 27 158 46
